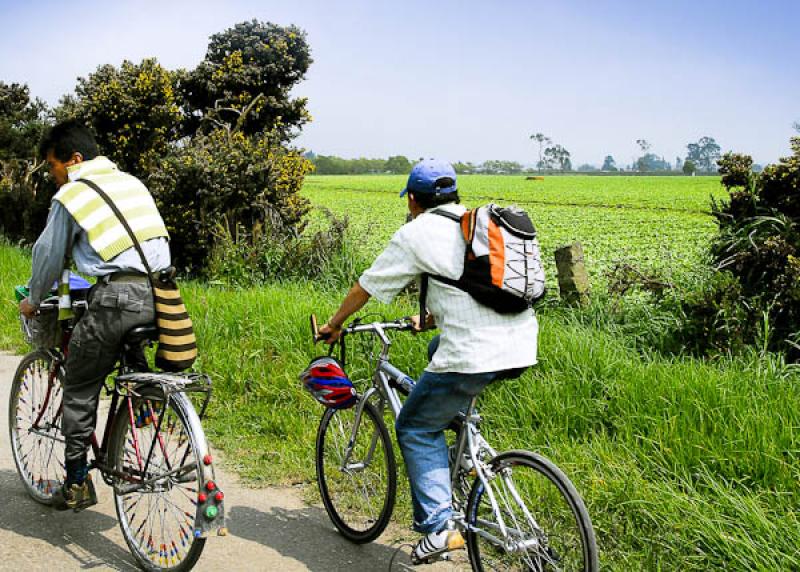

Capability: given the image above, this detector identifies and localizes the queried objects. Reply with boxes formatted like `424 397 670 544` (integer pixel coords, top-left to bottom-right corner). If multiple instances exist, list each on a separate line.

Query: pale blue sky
1 0 797 167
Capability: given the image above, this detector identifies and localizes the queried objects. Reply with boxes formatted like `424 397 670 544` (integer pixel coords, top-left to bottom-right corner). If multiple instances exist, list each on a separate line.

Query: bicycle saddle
124 325 159 346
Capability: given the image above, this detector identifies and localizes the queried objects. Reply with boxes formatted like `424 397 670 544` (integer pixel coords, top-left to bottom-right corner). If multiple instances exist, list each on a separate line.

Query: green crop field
2 175 798 570
303 174 724 285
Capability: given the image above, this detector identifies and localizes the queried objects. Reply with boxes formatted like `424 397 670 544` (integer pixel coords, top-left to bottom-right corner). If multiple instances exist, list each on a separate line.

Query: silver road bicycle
311 315 599 571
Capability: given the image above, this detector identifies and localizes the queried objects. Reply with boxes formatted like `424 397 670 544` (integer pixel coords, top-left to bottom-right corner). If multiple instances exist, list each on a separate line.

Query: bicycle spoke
113 390 205 569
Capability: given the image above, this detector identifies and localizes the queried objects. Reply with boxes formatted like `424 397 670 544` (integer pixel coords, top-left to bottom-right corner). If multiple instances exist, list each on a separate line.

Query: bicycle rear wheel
466 450 598 572
316 400 397 543
109 387 208 571
8 350 65 504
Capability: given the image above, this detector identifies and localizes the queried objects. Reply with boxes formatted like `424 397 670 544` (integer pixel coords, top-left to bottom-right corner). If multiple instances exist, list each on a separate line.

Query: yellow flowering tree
181 20 312 139
60 58 182 177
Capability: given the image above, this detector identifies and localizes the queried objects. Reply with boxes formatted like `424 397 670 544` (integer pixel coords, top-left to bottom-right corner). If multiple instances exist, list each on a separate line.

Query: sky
1 0 798 167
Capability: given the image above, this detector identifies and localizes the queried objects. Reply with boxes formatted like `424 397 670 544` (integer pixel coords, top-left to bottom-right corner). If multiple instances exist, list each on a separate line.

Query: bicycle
9 289 226 571
310 314 599 571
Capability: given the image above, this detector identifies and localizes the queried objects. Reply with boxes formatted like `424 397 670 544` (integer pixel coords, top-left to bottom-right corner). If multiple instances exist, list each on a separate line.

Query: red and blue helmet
300 356 357 409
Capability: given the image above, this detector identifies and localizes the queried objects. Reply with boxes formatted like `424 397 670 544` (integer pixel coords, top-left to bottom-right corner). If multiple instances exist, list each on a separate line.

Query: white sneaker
411 525 465 565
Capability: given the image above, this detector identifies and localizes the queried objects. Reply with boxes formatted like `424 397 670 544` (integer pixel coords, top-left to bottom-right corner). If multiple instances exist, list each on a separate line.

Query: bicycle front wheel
316 400 397 543
8 350 65 504
466 450 598 572
109 387 208 571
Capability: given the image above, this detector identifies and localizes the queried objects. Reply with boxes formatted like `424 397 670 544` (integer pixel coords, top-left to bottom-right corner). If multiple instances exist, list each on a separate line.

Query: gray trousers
62 280 155 462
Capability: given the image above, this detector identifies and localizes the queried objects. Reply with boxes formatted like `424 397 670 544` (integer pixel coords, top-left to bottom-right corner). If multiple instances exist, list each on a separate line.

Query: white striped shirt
359 203 539 374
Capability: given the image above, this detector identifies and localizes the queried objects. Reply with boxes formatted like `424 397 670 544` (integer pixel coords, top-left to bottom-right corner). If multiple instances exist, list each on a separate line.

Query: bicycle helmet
300 356 357 409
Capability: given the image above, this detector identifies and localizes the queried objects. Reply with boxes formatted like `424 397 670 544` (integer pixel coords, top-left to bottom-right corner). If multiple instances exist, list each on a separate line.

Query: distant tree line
308 154 529 175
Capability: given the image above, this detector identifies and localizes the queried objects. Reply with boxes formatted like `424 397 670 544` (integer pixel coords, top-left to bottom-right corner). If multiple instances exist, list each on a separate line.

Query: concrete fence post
554 242 590 306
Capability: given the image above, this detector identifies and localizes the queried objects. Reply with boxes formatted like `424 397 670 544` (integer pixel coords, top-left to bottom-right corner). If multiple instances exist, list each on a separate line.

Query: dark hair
38 119 100 161
409 191 460 210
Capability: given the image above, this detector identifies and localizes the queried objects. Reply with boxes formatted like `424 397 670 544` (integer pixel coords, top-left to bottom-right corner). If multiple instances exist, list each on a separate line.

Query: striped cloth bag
152 270 197 371
78 178 197 372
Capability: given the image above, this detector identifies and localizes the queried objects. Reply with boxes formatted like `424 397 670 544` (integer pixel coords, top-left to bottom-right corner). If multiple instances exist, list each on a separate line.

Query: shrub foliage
700 137 800 354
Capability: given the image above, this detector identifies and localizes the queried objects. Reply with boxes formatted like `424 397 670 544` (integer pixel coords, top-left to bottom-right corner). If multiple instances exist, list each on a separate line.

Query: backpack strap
419 208 468 321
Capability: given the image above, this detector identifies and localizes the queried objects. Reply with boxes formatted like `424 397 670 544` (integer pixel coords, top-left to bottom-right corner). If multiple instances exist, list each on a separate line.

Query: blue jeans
395 337 499 533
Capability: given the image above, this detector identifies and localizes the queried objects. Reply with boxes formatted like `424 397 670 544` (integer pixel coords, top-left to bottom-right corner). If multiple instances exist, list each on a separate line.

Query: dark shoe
411 523 465 565
52 474 98 512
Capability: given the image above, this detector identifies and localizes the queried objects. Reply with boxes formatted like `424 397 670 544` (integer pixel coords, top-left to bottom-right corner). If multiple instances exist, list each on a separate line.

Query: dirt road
0 352 464 571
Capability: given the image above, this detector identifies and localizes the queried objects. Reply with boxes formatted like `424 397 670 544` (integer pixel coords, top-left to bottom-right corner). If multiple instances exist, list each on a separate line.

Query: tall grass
2 243 798 569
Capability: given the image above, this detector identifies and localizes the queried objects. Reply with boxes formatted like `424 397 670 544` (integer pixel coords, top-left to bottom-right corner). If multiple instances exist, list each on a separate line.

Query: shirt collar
67 156 118 182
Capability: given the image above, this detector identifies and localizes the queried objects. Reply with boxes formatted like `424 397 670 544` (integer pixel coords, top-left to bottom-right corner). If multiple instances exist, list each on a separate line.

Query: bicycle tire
109 386 207 571
8 350 65 505
316 399 397 543
466 450 598 572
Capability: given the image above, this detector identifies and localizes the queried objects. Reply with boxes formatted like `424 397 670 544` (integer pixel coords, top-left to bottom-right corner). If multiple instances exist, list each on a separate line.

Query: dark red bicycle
9 290 225 571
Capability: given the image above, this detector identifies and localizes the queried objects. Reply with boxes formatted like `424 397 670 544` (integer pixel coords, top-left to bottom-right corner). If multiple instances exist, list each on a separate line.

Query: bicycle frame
21 297 223 536
333 319 537 552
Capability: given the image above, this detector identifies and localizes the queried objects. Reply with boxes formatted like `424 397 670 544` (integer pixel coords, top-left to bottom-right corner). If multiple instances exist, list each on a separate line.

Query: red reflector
198 493 208 503
203 454 213 465
214 491 224 502
205 481 216 492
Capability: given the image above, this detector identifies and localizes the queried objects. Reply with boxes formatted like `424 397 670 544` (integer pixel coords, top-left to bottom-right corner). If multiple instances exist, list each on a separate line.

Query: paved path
0 352 466 571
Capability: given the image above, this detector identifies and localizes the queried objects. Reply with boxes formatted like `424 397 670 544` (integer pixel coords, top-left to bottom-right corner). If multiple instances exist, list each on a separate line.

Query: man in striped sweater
19 120 171 511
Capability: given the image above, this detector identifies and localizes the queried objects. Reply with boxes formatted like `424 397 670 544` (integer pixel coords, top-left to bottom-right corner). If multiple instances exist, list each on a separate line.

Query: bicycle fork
340 388 382 472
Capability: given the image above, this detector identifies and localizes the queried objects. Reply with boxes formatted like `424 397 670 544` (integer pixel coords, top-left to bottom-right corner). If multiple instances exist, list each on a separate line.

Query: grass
2 174 798 569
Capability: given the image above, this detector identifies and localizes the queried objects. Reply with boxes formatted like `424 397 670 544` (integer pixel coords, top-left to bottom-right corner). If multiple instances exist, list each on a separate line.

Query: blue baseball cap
400 159 458 197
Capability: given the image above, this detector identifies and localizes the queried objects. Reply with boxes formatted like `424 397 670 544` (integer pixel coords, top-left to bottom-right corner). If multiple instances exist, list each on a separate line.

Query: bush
148 127 312 273
207 208 365 288
703 136 800 356
59 58 182 178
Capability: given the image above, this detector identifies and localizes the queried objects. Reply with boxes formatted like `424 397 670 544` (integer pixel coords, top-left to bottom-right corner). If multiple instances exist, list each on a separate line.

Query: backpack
421 204 546 315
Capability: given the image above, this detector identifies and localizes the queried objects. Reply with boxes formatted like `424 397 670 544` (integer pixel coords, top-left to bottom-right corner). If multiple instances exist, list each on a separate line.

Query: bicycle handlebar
310 313 415 344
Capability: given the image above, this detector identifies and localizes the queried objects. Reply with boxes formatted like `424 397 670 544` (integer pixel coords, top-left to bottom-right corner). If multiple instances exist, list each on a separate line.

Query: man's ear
72 152 84 164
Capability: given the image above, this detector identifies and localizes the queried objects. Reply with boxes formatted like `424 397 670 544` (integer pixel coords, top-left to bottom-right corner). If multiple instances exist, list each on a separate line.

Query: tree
683 159 697 175
675 156 683 172
181 20 312 140
636 139 651 154
636 154 670 172
0 82 54 243
794 120 800 133
149 127 312 271
59 58 182 177
577 164 598 172
452 161 476 174
0 82 48 161
543 145 571 171
529 132 551 171
384 155 411 174
686 136 721 173
601 155 617 171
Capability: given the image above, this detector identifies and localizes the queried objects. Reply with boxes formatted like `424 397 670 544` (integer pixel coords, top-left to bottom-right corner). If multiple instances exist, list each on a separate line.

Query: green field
2 175 798 570
303 174 724 284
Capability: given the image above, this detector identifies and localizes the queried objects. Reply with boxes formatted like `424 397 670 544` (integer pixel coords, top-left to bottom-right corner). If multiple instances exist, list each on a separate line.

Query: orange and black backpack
421 203 546 315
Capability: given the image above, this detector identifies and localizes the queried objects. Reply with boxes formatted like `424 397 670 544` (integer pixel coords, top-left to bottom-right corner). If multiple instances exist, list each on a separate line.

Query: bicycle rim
316 400 397 543
466 450 598 572
111 388 206 571
8 351 65 504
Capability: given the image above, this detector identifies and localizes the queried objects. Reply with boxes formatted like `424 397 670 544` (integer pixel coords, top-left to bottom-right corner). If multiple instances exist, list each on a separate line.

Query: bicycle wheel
466 450 598 572
316 399 397 543
109 387 208 571
8 350 65 504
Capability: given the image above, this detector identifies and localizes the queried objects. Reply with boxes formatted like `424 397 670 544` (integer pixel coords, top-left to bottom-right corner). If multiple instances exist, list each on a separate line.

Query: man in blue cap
319 159 539 564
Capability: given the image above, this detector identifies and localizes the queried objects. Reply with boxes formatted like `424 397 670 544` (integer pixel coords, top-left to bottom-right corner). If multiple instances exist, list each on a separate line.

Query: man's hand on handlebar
19 298 37 319
410 312 436 333
317 321 343 345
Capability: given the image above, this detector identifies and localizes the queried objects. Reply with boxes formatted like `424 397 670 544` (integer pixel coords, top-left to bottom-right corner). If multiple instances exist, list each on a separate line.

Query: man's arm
21 202 78 316
318 282 371 343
